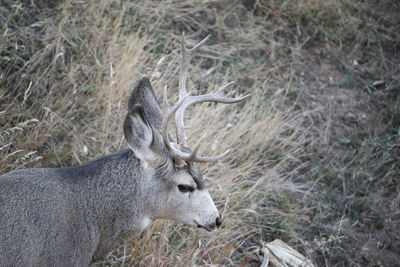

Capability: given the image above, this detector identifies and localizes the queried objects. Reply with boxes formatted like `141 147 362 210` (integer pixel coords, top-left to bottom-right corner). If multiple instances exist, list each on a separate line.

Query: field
1 0 399 266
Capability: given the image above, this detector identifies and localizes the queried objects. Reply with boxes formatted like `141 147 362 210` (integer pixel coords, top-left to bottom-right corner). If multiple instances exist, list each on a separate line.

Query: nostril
216 217 222 228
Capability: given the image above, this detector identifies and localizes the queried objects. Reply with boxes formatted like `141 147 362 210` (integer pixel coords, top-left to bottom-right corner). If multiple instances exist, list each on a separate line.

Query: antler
161 33 249 163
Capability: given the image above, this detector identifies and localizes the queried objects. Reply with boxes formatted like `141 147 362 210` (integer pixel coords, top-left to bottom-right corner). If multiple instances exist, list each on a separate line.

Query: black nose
216 217 222 228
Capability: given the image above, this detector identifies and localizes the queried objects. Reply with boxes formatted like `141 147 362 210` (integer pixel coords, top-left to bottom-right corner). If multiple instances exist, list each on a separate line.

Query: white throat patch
140 216 152 230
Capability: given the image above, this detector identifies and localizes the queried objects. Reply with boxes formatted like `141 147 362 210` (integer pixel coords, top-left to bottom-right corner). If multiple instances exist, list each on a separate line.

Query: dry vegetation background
1 0 400 266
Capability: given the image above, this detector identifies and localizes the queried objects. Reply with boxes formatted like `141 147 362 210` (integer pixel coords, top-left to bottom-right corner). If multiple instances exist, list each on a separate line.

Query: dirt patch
293 42 400 266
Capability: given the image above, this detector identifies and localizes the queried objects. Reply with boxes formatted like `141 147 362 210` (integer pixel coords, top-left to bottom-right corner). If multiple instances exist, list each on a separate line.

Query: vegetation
1 0 399 266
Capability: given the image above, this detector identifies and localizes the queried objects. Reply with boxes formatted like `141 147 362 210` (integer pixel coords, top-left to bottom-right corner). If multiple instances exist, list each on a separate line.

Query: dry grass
1 0 399 266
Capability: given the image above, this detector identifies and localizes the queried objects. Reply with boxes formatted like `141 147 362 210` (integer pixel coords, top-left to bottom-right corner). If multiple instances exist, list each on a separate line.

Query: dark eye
178 184 195 193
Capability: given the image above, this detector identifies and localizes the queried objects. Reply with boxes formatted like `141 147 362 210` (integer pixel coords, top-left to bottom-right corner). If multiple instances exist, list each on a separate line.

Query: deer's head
123 35 248 232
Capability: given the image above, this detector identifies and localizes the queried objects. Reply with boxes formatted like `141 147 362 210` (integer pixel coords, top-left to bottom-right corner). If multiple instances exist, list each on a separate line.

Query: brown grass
1 0 399 266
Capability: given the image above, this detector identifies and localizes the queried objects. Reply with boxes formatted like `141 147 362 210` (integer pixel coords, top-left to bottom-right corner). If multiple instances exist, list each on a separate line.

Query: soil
296 52 400 266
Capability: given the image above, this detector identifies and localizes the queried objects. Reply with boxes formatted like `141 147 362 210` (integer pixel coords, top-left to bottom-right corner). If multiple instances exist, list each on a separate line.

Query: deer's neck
63 149 156 258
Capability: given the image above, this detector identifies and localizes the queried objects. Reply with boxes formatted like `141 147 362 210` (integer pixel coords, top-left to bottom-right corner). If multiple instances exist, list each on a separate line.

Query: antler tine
178 33 210 100
178 33 189 101
175 33 189 145
184 81 250 106
169 142 230 163
188 134 230 163
194 149 230 163
176 33 211 145
161 96 186 155
190 133 206 157
188 34 210 54
162 85 172 112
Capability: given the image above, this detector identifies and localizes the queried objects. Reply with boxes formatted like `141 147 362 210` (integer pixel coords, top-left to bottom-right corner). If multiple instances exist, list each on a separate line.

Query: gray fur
0 77 219 267
1 150 152 266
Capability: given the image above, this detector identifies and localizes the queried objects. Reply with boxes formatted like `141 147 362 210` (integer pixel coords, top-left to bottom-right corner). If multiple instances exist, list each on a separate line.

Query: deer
0 34 248 267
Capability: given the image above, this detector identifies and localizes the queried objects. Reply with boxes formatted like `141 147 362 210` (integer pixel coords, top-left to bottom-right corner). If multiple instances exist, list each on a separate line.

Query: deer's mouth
194 220 212 232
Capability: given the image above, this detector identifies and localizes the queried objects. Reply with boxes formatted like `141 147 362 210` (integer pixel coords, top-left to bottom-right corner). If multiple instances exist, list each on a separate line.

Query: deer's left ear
123 104 158 162
124 77 169 163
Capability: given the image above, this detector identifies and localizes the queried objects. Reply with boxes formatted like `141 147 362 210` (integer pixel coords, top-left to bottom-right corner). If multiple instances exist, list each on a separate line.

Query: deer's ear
124 77 170 162
123 104 158 162
128 77 163 131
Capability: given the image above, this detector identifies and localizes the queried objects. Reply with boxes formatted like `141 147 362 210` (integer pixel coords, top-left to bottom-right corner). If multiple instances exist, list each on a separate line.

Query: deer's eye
178 184 195 193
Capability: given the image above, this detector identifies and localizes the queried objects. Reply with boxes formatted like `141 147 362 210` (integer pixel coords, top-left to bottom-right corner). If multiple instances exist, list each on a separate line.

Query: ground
1 0 399 266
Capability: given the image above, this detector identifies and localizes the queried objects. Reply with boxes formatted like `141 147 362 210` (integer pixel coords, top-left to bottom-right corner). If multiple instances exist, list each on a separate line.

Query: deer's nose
216 216 222 228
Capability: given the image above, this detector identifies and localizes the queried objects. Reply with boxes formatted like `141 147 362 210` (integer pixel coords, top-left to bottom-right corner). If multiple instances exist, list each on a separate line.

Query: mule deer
0 34 248 266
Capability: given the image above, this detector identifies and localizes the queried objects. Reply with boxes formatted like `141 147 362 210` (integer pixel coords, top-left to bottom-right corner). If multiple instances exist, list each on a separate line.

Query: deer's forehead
187 163 204 190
